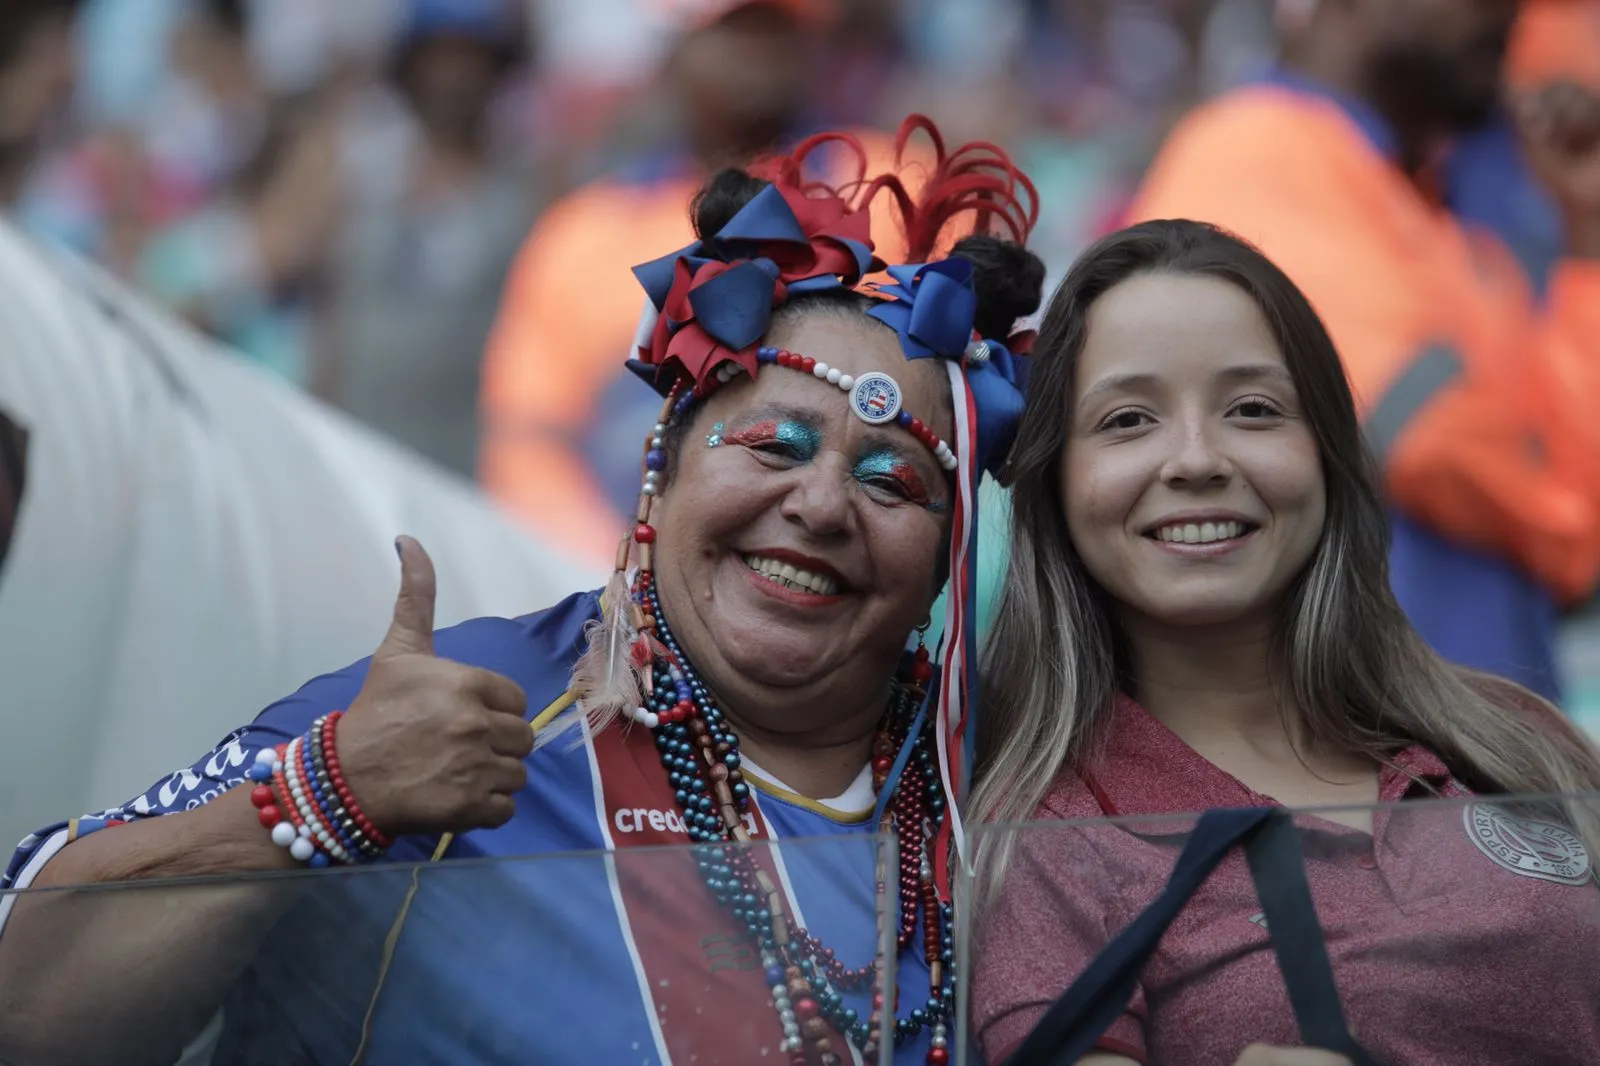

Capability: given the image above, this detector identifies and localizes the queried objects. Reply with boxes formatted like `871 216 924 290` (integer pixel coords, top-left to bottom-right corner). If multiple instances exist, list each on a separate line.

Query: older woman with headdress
0 117 1045 1066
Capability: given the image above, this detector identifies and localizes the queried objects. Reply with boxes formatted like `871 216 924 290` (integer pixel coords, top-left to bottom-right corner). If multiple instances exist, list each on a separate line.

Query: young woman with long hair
967 219 1600 1066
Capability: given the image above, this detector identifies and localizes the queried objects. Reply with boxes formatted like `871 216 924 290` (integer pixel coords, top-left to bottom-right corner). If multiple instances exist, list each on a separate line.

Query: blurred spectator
144 0 265 202
131 0 318 382
315 0 537 477
1128 0 1600 699
0 0 81 208
1508 0 1600 90
478 0 902 565
136 0 535 475
72 0 185 126
19 0 266 273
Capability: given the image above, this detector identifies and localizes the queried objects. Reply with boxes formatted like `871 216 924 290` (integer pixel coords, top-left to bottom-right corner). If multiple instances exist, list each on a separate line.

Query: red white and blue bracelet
247 710 392 867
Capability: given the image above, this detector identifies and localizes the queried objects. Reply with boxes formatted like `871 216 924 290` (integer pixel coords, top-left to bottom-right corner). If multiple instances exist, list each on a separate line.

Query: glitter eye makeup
854 448 947 513
723 418 823 461
721 408 946 513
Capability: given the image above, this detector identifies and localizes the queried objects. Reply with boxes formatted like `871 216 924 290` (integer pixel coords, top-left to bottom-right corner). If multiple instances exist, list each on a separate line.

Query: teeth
1154 521 1247 544
743 555 840 595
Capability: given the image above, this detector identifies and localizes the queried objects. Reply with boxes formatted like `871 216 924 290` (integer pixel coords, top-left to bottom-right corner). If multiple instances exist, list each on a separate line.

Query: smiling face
1060 271 1326 631
650 310 953 708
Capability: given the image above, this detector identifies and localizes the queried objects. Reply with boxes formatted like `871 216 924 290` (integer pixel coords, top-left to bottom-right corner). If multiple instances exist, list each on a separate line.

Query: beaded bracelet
307 717 382 859
249 747 323 866
246 711 391 867
284 736 354 865
320 711 393 850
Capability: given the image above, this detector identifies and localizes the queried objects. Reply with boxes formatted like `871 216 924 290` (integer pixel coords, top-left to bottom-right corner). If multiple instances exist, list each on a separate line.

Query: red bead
872 755 893 775
257 805 281 828
911 659 934 685
250 785 274 809
799 356 816 373
793 998 820 1021
776 350 791 367
927 1048 950 1065
634 523 656 544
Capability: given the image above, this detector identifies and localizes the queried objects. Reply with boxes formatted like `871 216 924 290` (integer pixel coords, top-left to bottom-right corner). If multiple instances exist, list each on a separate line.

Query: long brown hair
969 219 1600 904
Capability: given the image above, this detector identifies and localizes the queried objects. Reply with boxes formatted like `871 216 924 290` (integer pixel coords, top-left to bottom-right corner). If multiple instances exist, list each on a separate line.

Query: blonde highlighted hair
968 220 1600 910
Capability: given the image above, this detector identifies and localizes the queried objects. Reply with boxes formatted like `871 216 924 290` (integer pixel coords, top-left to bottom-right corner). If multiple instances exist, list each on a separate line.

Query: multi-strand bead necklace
627 580 955 1065
614 359 959 1065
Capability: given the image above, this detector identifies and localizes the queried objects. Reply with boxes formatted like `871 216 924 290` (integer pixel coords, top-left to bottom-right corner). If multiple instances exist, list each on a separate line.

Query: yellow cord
530 686 579 734
428 688 577 862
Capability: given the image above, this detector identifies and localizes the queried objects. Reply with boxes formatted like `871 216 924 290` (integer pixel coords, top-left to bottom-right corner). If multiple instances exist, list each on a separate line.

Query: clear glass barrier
0 833 901 1066
956 793 1600 1066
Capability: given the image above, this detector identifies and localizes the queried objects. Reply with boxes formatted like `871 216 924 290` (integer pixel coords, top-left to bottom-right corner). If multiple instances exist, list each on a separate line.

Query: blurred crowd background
6 0 1261 462
3 0 1599 730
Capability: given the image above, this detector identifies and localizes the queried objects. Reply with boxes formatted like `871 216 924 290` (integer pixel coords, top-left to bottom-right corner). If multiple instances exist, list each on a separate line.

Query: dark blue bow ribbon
631 183 876 355
866 259 1028 477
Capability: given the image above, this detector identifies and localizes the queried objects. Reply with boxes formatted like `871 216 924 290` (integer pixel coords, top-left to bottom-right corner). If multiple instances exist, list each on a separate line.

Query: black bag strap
1245 811 1378 1065
1004 807 1380 1066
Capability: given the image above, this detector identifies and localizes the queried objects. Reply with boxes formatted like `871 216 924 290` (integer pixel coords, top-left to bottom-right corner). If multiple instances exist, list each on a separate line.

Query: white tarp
0 220 604 849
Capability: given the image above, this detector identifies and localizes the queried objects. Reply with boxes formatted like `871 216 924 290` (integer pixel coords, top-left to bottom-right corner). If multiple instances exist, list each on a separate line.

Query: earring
910 619 934 688
705 422 724 447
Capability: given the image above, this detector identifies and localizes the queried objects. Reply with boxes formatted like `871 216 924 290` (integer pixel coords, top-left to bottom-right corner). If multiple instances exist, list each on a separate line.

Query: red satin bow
641 184 880 392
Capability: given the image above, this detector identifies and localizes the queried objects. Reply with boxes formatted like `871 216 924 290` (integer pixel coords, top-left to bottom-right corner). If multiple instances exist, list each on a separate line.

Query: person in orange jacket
479 0 907 567
1451 0 1600 292
1510 0 1600 89
1126 0 1600 699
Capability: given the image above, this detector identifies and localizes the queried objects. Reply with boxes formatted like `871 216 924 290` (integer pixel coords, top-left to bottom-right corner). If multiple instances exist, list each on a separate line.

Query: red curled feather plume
740 115 1038 266
865 115 1040 263
749 128 875 205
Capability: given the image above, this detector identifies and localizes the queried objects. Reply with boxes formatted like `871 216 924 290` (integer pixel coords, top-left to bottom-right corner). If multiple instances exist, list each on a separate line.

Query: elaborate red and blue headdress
580 116 1038 897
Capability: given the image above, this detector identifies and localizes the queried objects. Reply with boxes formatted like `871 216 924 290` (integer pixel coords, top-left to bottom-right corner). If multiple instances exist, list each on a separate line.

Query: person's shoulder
1133 84 1380 250
255 590 602 736
1175 83 1356 146
432 589 603 692
1145 83 1362 190
1034 768 1106 823
534 166 698 233
508 167 698 288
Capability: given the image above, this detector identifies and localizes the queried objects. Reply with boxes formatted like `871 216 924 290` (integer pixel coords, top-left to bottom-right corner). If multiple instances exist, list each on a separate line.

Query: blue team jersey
2 591 939 1065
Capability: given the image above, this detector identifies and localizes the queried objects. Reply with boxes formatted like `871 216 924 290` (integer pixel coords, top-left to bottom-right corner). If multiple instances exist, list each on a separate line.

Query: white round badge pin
849 371 902 426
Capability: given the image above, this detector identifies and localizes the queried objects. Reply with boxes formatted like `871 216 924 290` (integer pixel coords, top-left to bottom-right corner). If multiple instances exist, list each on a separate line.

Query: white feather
546 569 648 749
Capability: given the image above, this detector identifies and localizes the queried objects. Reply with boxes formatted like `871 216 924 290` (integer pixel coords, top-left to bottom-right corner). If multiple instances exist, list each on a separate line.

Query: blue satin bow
867 259 1028 477
631 183 877 354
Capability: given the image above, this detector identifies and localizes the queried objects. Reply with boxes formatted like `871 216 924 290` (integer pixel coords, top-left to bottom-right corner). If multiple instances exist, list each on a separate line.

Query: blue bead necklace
641 581 955 1066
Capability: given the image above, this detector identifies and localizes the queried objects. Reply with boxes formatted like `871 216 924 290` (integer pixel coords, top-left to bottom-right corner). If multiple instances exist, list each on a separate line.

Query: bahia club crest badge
850 372 902 425
1464 803 1592 886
